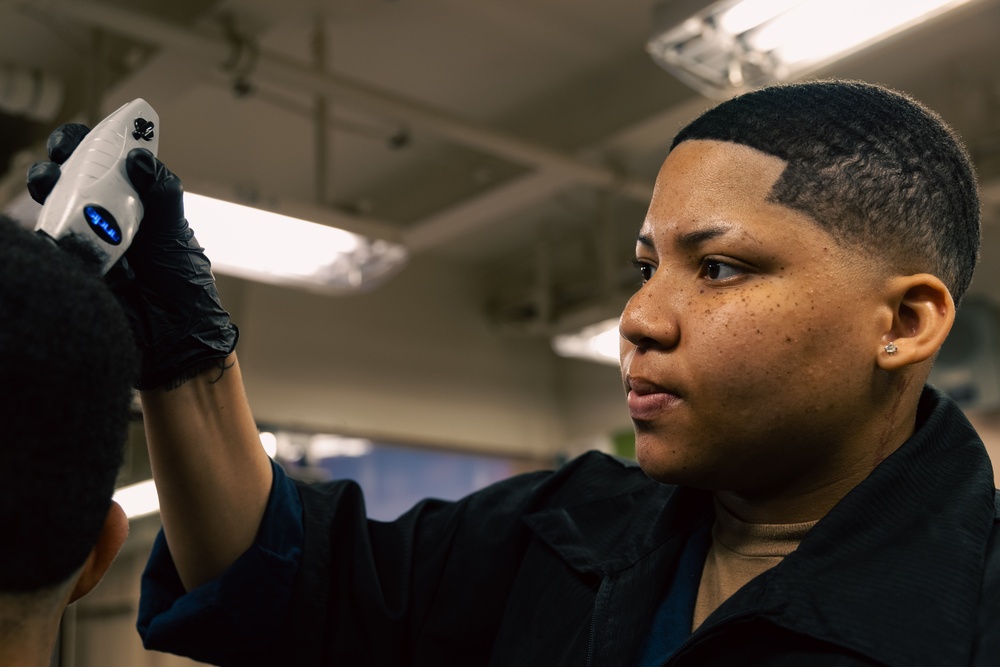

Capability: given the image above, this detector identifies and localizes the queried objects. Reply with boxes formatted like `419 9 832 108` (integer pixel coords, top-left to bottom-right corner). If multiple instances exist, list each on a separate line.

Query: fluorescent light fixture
184 193 408 295
112 479 159 519
308 435 373 459
551 317 621 366
647 0 975 98
259 431 278 458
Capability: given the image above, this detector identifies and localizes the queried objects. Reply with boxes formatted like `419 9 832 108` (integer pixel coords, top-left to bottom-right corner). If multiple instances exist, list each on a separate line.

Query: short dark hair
671 79 981 303
0 217 138 592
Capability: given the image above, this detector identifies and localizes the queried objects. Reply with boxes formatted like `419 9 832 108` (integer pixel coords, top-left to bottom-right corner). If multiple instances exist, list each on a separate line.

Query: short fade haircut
0 217 137 592
671 79 981 304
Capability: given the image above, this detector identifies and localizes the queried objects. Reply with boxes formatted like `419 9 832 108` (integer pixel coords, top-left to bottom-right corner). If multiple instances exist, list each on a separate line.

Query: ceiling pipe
403 169 579 253
11 0 654 204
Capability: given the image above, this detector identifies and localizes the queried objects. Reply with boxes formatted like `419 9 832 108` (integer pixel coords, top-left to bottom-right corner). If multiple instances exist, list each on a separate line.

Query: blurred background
1 0 999 664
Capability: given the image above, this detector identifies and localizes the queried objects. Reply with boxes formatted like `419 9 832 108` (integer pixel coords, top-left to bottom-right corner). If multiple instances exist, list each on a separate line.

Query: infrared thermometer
35 98 159 273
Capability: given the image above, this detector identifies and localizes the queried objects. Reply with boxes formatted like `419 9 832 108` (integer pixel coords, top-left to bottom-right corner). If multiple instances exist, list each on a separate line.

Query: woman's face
620 140 895 507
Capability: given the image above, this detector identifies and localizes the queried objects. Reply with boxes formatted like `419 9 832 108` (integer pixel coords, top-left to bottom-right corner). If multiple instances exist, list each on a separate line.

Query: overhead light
308 435 373 459
259 431 278 458
4 188 408 296
184 193 408 295
551 317 621 366
112 479 159 519
647 0 976 98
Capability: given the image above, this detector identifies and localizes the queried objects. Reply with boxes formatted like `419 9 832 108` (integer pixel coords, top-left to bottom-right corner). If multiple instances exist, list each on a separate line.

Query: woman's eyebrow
675 224 734 251
635 223 736 251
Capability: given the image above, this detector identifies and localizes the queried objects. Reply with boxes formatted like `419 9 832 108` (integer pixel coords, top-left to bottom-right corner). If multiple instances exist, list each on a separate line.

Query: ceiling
1 0 999 336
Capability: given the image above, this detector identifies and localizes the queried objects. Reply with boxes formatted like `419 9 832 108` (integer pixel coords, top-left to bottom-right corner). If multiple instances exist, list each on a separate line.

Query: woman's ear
68 501 129 603
877 273 955 371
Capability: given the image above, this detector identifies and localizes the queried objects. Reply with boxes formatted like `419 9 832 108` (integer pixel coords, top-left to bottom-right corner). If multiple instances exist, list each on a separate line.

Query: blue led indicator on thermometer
83 205 123 245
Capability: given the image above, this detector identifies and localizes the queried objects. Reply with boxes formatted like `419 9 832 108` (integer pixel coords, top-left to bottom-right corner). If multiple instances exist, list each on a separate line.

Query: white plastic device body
35 98 159 273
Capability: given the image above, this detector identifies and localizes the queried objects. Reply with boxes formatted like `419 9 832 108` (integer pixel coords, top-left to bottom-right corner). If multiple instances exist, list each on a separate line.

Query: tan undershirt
692 501 818 631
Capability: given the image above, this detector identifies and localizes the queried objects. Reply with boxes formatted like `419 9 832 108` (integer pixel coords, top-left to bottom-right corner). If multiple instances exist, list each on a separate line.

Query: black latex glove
27 123 238 390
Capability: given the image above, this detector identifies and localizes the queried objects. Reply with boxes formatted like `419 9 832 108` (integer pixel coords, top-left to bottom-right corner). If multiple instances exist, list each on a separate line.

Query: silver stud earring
884 342 898 355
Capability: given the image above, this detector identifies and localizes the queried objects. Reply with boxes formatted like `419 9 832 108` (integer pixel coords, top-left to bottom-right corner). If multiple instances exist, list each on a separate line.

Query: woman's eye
703 259 743 281
632 259 655 282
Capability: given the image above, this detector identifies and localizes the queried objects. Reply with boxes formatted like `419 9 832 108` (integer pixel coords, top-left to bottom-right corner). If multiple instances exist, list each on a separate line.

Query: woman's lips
626 377 681 421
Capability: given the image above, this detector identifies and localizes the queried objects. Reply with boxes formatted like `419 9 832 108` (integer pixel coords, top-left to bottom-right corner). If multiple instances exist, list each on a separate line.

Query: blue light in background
279 438 543 521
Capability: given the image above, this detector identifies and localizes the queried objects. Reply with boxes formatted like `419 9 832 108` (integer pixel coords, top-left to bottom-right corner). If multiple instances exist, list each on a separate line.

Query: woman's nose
619 281 680 352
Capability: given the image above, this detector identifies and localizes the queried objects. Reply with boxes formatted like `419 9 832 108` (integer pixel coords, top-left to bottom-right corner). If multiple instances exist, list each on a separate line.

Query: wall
217 255 582 458
553 355 632 456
